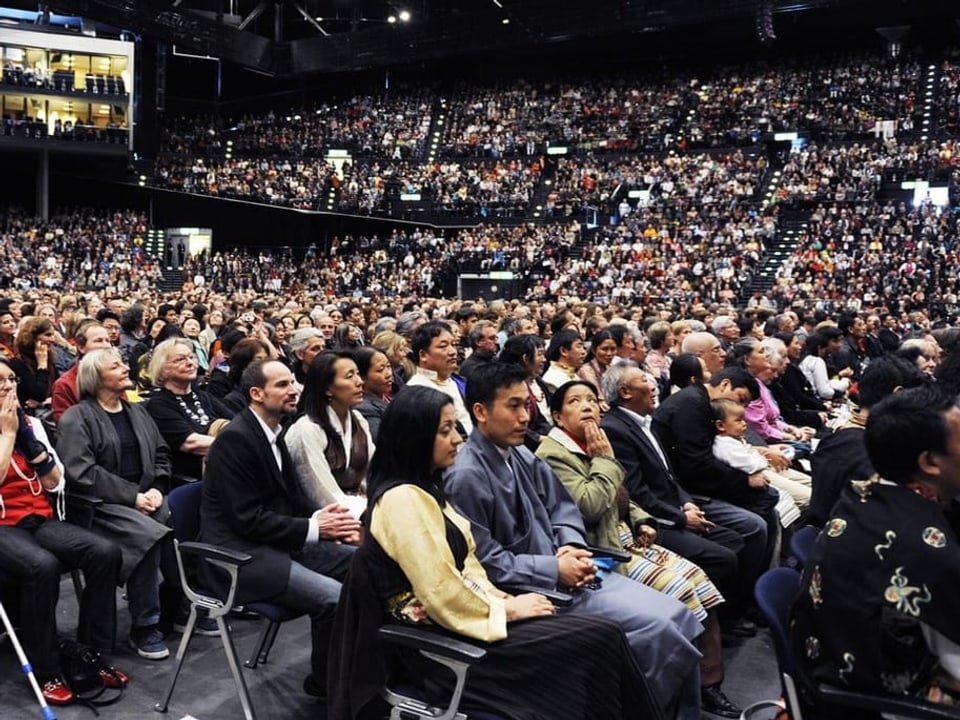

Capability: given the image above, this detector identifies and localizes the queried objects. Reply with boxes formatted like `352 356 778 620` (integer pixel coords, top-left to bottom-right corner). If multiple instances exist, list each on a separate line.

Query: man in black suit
201 359 360 696
458 320 499 384
600 362 744 718
877 313 902 353
600 364 741 601
653 368 779 609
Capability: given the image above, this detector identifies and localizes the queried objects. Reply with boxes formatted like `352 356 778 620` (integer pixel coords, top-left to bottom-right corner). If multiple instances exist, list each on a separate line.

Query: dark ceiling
9 0 958 76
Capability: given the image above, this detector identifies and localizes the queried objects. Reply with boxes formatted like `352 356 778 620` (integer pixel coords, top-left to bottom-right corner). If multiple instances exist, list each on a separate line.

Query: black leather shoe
744 606 769 628
701 684 742 718
303 674 326 699
722 617 757 638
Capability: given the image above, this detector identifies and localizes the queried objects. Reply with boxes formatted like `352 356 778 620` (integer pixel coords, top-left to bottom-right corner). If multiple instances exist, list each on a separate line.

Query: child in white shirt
711 398 811 526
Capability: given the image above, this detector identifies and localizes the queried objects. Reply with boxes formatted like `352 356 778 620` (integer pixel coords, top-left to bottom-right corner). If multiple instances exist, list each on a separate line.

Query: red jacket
0 452 52 526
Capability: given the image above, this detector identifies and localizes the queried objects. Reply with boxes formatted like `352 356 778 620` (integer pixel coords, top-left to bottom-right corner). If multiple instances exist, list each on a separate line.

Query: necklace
172 389 210 427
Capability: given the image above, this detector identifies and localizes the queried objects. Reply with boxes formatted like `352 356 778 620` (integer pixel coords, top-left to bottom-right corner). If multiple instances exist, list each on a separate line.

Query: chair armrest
178 541 253 568
586 545 632 563
817 684 960 720
499 583 573 607
379 625 487 664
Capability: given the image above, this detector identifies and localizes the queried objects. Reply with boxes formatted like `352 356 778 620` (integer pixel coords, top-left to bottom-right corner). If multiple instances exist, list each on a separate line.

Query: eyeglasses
169 355 198 365
0 375 20 385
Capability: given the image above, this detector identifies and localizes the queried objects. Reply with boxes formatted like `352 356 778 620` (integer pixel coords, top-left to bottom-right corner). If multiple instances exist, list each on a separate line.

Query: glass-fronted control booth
0 27 134 150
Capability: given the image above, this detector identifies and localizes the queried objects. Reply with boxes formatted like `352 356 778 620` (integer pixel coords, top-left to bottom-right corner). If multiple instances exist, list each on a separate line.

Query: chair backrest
790 526 819 568
167 481 203 543
754 567 802 675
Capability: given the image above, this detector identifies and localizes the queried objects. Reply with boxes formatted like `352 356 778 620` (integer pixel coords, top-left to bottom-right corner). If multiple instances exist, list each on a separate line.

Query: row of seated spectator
776 138 952 207
685 51 921 145
2 117 128 144
538 203 773 306
160 93 433 159
156 153 545 219
547 149 765 219
0 207 159 293
2 63 126 95
153 146 766 223
157 49 925 170
180 222 579 297
153 155 335 210
769 200 960 317
0 190 957 328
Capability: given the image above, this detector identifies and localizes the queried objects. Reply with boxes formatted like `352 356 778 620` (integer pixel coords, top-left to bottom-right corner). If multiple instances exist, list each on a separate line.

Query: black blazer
770 364 826 428
200 407 314 603
653 383 754 504
601 406 691 529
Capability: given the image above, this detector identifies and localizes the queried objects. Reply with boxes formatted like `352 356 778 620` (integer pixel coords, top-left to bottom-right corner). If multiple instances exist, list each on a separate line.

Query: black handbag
58 639 125 713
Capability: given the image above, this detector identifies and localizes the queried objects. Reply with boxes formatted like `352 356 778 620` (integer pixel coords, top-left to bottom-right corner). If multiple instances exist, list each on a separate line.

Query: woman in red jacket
0 357 125 705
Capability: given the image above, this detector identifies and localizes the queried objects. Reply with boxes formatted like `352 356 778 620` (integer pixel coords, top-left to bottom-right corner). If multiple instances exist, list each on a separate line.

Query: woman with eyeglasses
58 348 175 662
0 307 17 359
0 355 126 706
145 338 233 486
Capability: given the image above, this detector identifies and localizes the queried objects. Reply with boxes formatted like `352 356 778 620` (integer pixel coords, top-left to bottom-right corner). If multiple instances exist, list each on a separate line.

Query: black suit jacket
770 363 826 428
200 407 315 603
877 328 901 353
653 383 755 504
601 406 691 529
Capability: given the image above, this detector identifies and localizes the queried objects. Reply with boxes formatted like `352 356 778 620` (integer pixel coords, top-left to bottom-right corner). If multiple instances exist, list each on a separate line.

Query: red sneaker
41 677 74 706
99 666 129 688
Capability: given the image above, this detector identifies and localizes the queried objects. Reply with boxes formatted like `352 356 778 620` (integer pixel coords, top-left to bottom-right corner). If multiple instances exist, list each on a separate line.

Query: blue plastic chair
747 567 960 720
789 526 819 569
157 481 258 719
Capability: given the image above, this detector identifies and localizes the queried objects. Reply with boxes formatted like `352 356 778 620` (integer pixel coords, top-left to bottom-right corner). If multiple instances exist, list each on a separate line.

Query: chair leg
259 621 281 665
70 569 85 597
244 619 278 669
154 605 198 713
218 615 256 720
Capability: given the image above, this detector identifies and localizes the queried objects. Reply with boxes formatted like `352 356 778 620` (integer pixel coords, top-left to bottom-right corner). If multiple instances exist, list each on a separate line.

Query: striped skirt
617 521 724 623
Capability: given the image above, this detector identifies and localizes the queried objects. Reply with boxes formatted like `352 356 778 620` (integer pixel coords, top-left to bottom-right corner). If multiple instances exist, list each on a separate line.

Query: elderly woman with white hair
59 347 174 661
289 327 326 385
146 337 233 485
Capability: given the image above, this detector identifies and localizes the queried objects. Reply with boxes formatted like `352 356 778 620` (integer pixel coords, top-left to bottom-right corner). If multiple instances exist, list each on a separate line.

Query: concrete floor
0 578 781 719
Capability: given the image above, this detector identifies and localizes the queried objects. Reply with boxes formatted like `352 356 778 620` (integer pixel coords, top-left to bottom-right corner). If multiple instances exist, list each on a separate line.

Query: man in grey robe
445 361 703 720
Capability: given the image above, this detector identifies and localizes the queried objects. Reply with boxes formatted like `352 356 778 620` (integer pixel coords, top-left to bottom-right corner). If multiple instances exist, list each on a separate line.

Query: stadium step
744 212 811 297
159 269 185 292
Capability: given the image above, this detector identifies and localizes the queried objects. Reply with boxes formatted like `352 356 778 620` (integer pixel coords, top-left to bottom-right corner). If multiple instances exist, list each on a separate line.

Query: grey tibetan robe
444 430 704 714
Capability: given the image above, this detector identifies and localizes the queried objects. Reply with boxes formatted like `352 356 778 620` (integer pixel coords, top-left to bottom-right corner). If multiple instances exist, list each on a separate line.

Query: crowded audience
3 41 960 720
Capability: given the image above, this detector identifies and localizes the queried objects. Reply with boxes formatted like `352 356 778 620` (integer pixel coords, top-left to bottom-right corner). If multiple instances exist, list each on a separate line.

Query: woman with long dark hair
577 327 617 411
10 317 59 409
285 351 373 521
0 308 17 359
329 385 660 720
798 329 850 401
